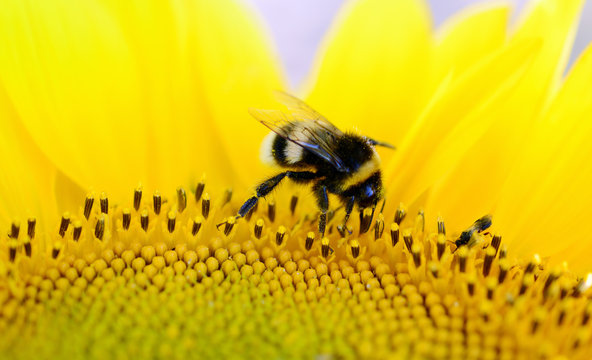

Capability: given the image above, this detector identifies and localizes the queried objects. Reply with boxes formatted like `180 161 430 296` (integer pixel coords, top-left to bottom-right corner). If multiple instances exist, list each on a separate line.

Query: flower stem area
1 183 591 359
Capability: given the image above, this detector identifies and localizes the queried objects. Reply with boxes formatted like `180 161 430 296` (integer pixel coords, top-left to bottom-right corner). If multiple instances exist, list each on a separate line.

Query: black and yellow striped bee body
233 92 394 236
261 127 382 208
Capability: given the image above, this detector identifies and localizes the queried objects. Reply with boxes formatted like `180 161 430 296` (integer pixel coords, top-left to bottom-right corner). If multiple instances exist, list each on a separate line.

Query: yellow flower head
1 0 592 358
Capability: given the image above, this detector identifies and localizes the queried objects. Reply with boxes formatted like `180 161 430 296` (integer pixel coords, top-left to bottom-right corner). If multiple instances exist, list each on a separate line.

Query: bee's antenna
215 221 226 230
367 138 396 150
379 198 386 214
447 239 458 253
370 199 378 223
216 216 239 230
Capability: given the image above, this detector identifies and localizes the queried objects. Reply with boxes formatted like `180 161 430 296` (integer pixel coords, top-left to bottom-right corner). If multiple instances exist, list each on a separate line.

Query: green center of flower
1 182 592 359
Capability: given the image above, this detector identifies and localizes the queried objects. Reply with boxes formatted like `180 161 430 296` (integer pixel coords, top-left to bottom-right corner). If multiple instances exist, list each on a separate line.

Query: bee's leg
342 196 355 228
312 184 329 237
237 171 318 219
336 196 354 236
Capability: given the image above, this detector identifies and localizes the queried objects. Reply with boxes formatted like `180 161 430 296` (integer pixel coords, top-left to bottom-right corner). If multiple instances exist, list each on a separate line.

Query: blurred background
245 0 592 88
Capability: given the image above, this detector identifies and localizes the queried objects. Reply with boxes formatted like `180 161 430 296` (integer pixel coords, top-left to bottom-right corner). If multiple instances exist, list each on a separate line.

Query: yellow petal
511 0 584 103
0 0 149 201
0 85 57 231
52 169 87 220
181 0 283 190
102 0 283 194
0 0 282 203
413 0 584 232
434 3 509 82
495 42 592 273
305 0 433 153
384 39 541 226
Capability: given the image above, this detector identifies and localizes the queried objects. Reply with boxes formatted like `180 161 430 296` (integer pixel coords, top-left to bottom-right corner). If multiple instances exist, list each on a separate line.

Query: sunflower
1 0 592 358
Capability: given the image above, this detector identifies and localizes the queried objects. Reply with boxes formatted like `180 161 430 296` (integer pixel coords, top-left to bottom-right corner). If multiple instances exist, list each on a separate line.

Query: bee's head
355 171 383 209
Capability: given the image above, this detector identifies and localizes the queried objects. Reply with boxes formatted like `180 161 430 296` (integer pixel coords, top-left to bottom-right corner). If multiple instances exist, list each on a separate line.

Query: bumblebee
233 92 394 237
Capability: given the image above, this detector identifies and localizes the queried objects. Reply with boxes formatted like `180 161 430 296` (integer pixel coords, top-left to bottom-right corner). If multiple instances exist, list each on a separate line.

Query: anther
403 230 413 253
305 232 315 251
167 211 176 233
498 259 509 283
532 308 546 334
458 247 468 273
140 210 149 232
436 234 446 260
195 178 205 203
27 218 36 239
153 191 162 215
543 283 560 302
394 204 406 225
558 307 567 326
491 234 501 254
84 194 95 220
254 219 264 239
429 261 439 278
573 273 592 297
223 217 235 236
351 239 360 258
8 240 17 262
73 221 82 241
543 268 561 295
59 212 70 238
560 280 570 299
122 208 131 230
499 245 507 259
520 273 534 295
223 188 233 207
201 193 210 219
411 244 421 268
524 254 540 274
10 221 20 239
177 187 187 213
480 301 492 322
359 208 373 234
437 216 445 235
133 187 142 211
192 217 203 236
390 223 399 247
467 274 476 296
276 226 286 246
290 195 298 215
486 278 496 300
23 232 32 257
100 192 109 214
22 237 31 257
95 216 105 240
52 243 62 259
582 301 592 325
573 332 585 350
321 237 331 258
267 199 276 222
374 214 385 240
415 210 425 233
483 247 496 277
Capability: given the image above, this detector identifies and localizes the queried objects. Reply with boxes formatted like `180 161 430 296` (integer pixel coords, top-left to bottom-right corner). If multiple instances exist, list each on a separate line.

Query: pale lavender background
245 0 592 88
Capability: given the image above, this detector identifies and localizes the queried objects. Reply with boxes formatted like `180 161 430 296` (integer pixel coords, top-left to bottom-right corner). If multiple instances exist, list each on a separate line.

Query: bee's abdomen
260 131 305 167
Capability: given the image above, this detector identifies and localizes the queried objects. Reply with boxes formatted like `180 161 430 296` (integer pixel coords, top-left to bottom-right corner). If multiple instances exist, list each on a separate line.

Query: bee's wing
277 91 397 151
273 91 344 136
249 108 348 172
